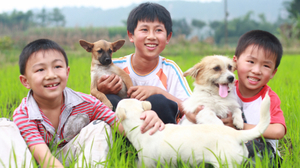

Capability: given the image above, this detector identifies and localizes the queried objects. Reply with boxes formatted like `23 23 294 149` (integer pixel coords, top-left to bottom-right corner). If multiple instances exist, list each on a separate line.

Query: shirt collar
27 87 85 120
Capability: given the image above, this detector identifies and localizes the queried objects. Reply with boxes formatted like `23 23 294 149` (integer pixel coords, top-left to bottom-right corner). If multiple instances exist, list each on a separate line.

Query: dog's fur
79 39 133 109
180 55 244 129
116 94 270 167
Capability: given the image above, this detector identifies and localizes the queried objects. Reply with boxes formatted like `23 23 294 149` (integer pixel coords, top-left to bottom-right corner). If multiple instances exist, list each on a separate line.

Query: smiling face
19 49 70 102
233 44 277 97
128 20 172 60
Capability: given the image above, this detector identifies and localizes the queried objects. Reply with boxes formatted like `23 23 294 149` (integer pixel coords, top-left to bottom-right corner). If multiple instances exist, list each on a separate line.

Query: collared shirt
13 87 116 148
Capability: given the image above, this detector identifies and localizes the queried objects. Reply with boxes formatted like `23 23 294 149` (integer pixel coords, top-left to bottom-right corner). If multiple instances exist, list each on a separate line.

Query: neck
131 54 159 75
33 93 64 113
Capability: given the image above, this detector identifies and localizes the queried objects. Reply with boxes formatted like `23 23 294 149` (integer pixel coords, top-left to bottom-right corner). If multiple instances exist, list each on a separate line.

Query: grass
0 46 299 167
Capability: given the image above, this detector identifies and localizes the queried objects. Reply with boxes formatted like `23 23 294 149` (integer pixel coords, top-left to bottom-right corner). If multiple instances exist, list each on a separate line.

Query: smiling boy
228 30 287 164
13 39 164 168
97 2 194 124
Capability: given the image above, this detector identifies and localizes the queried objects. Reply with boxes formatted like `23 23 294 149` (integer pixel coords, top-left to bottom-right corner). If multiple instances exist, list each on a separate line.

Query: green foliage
172 18 192 37
285 0 300 19
0 36 13 49
0 10 35 30
108 27 127 38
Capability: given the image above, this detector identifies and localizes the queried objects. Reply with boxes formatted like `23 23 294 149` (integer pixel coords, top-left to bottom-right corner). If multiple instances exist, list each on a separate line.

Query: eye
213 65 221 71
108 49 112 54
55 65 62 69
97 49 103 54
228 65 232 71
247 60 254 64
36 69 44 72
156 29 162 32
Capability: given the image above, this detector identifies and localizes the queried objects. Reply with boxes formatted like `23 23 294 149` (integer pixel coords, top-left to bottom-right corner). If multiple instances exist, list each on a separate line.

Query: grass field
0 46 299 167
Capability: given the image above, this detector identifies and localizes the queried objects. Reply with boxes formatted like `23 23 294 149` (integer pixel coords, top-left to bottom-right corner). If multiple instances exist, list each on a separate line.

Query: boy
224 30 286 163
13 39 164 168
97 2 193 124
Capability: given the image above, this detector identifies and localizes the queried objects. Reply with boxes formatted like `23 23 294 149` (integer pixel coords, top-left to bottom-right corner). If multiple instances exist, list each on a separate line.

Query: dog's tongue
219 84 228 98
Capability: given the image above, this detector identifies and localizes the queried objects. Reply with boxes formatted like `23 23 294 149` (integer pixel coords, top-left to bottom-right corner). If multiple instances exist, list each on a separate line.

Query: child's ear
270 68 277 79
66 66 70 78
19 75 31 89
166 32 172 44
127 30 134 43
233 55 237 62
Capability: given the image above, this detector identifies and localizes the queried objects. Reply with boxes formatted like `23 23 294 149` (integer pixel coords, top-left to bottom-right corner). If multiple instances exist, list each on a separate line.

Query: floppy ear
142 101 152 111
79 40 94 52
112 39 125 52
183 62 203 79
116 107 126 121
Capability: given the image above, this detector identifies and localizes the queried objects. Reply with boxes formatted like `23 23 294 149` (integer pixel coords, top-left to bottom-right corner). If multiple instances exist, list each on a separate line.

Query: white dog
115 94 270 168
180 55 244 129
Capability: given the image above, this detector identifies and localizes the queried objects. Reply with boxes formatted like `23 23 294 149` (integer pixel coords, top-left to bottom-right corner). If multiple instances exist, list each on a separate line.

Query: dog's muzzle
99 55 112 65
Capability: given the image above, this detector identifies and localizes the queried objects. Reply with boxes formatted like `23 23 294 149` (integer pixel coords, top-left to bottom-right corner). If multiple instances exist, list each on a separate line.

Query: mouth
145 43 158 49
248 76 260 82
214 83 230 98
45 83 60 88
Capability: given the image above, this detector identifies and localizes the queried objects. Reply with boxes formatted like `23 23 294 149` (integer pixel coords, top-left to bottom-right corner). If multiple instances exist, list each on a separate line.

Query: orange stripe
123 67 130 74
156 68 167 89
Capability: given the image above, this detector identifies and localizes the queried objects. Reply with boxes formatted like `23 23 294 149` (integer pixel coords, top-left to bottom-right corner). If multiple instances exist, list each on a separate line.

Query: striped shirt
113 54 191 101
13 87 116 148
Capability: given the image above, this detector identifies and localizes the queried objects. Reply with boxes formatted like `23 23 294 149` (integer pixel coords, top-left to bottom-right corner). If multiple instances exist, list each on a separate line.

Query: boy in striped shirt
12 39 164 168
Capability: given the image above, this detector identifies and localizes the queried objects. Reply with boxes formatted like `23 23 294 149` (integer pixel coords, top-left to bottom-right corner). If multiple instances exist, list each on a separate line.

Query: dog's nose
227 76 234 83
100 57 112 65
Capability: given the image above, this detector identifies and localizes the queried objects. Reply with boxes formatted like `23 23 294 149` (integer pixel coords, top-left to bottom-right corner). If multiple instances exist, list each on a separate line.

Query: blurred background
0 0 299 53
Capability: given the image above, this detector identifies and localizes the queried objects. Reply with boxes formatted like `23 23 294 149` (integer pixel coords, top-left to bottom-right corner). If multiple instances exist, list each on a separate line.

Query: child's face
233 44 277 97
19 50 70 101
128 20 172 59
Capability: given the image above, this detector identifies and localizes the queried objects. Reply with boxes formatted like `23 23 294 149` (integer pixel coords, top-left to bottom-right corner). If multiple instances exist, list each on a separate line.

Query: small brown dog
79 39 133 109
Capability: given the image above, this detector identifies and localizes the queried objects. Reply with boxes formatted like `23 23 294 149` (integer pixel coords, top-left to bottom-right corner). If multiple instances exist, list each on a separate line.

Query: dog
179 55 244 129
79 39 133 109
115 94 270 167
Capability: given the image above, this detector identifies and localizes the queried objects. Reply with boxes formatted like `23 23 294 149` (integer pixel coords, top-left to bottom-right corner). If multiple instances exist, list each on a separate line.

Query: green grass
0 47 299 167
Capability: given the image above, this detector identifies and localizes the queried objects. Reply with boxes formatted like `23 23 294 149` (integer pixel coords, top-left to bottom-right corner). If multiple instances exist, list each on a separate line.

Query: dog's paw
233 116 244 129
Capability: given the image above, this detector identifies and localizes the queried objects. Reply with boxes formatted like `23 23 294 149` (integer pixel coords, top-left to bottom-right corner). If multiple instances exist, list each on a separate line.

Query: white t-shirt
113 54 191 101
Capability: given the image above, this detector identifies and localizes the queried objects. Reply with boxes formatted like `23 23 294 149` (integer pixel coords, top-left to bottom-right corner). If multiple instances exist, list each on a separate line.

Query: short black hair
127 2 172 36
235 30 283 69
19 39 68 75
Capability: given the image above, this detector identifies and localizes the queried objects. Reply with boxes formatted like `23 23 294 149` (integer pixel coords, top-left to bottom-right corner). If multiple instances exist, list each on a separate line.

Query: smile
248 77 260 82
145 44 157 47
45 83 59 88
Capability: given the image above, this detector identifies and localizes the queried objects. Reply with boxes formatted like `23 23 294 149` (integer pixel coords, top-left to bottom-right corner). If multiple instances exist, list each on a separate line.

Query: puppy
116 94 270 168
180 55 244 129
79 39 133 109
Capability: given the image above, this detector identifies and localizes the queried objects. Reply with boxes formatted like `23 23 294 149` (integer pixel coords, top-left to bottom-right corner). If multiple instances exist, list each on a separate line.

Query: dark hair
19 39 68 75
127 2 172 36
235 30 283 69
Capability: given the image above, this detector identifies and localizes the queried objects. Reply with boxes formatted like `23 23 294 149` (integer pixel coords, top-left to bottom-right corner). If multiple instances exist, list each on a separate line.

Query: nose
45 68 57 80
227 75 234 83
147 30 156 40
99 55 112 65
252 64 262 75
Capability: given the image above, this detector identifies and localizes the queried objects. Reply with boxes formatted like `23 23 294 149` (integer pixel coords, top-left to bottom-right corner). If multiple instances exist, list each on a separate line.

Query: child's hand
128 86 159 100
140 110 165 135
184 105 204 123
97 74 122 94
220 112 235 128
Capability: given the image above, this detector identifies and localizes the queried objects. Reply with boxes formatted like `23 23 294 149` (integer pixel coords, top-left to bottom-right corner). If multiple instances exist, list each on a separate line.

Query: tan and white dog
116 94 270 167
79 39 133 109
180 55 244 129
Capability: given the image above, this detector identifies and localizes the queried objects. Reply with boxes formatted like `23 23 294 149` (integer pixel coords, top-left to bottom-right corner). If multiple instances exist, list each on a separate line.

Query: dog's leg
112 64 133 91
231 108 244 129
196 109 224 125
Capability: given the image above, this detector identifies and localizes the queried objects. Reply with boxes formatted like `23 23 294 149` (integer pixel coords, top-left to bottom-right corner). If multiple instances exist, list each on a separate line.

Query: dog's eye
97 49 103 53
228 65 232 71
213 66 221 71
108 49 112 54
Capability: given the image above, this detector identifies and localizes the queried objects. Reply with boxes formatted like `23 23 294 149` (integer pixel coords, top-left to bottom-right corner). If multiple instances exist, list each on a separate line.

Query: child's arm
97 74 123 95
243 123 285 139
29 144 64 168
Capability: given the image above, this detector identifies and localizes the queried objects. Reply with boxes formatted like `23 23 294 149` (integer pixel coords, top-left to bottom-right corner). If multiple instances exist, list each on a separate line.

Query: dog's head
184 55 236 98
79 39 125 66
115 99 152 122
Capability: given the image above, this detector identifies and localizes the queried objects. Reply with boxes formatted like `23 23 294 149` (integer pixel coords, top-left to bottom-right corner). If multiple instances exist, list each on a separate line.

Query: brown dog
79 39 133 109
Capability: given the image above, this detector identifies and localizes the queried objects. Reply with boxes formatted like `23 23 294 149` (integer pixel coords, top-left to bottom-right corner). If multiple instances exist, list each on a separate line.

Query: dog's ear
116 107 126 121
142 101 152 111
183 63 203 79
79 40 94 52
112 39 125 52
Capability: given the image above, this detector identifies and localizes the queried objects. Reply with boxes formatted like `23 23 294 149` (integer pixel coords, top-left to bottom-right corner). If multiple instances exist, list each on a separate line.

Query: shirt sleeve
13 99 46 147
269 90 287 134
